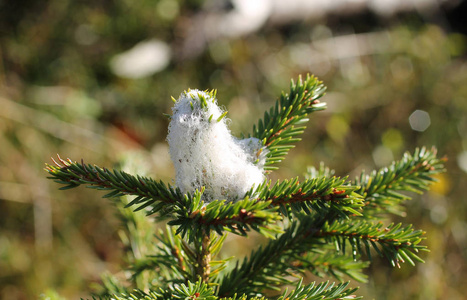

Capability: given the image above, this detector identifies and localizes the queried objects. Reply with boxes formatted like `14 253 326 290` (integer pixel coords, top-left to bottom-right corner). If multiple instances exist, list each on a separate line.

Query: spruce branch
217 221 301 297
132 255 187 286
218 216 331 297
317 220 428 267
217 215 423 296
45 157 282 241
219 296 267 300
353 147 446 217
219 213 411 296
132 228 230 287
306 162 336 179
170 279 216 300
170 197 283 241
252 74 326 171
45 156 181 213
97 272 128 296
115 197 161 291
103 280 217 300
278 279 361 300
131 227 189 286
249 177 363 218
298 251 369 283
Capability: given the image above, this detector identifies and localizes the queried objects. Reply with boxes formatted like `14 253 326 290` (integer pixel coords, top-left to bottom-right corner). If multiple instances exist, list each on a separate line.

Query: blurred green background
1 0 466 299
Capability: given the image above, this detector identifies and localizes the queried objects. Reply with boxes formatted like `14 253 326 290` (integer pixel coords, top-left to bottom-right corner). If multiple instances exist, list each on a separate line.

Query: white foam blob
167 90 267 202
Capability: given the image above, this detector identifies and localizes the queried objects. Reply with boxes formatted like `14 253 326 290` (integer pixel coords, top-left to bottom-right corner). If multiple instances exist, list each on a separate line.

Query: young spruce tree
46 74 446 299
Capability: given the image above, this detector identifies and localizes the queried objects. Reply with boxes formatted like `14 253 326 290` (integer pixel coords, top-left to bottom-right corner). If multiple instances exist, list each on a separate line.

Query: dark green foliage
216 215 368 297
45 75 446 299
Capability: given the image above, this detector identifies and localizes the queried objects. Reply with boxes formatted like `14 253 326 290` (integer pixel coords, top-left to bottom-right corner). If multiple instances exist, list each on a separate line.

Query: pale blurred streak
180 0 451 59
0 132 52 252
110 39 171 79
0 182 30 203
312 32 392 60
0 96 131 153
289 31 392 79
209 0 272 38
457 150 467 173
0 94 145 252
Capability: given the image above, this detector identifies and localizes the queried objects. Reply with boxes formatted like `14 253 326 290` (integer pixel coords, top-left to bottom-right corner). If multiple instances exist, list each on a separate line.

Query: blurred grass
1 0 466 299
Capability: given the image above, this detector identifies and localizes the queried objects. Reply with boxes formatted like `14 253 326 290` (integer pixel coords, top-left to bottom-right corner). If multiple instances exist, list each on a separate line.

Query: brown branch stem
197 231 211 283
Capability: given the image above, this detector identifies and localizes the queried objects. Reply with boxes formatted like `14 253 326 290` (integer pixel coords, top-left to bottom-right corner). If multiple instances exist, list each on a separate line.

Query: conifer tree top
45 74 446 300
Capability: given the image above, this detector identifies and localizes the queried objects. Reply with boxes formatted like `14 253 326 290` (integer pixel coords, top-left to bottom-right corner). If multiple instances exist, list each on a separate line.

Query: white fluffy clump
167 89 267 202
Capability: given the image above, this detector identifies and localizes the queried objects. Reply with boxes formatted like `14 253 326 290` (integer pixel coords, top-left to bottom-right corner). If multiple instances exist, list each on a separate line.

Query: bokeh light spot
409 110 431 132
326 115 349 142
430 204 448 225
457 151 467 173
156 0 179 21
382 128 403 152
74 24 98 46
372 145 394 167
430 173 451 195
